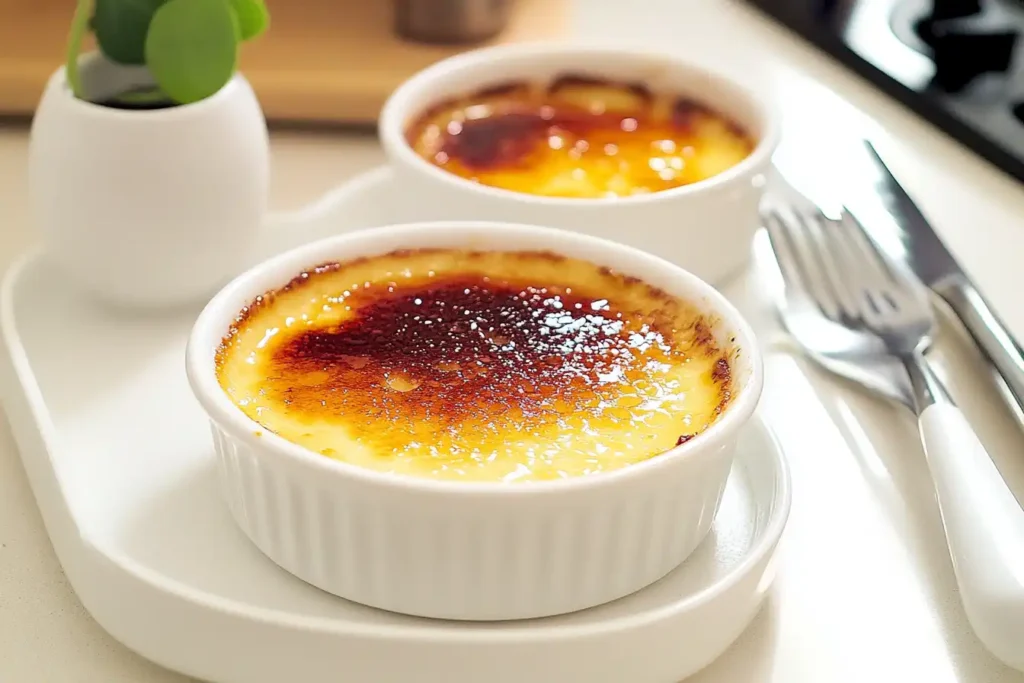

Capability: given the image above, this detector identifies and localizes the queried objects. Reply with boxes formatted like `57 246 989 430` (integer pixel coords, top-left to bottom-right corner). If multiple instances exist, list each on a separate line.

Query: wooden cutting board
0 0 569 124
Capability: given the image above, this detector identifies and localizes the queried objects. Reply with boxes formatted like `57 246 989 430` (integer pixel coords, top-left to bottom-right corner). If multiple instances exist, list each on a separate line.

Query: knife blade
799 140 1024 423
847 142 965 290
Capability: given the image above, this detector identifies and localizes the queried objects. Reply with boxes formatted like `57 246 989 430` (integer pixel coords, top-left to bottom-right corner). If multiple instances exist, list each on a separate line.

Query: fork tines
761 201 929 330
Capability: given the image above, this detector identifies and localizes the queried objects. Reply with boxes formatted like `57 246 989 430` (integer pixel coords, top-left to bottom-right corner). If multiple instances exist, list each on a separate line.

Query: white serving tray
0 168 792 683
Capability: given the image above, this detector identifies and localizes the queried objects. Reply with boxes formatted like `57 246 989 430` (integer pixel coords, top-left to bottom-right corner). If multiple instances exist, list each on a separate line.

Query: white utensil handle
940 282 1024 420
919 402 1024 670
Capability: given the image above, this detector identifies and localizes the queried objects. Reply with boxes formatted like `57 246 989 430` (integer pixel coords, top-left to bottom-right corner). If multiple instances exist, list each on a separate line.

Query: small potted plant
28 0 271 308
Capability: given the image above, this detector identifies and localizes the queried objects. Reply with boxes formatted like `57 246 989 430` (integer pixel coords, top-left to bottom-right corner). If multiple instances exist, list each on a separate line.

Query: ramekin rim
185 220 765 497
378 42 782 207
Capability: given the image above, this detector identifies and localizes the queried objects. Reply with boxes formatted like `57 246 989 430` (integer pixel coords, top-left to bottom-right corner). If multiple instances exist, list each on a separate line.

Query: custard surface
405 76 755 199
216 249 733 482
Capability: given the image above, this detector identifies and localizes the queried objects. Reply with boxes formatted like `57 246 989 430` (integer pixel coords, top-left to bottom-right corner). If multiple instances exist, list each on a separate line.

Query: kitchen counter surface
3 1 1024 681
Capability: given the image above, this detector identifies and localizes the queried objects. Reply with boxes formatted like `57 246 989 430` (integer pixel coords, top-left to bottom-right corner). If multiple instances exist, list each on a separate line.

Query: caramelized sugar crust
216 249 734 482
405 75 756 199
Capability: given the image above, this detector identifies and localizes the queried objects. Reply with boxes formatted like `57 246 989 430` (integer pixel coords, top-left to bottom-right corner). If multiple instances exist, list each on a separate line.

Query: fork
763 202 1024 671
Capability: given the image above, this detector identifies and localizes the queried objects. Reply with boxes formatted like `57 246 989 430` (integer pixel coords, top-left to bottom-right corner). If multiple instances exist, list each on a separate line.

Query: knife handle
939 279 1024 420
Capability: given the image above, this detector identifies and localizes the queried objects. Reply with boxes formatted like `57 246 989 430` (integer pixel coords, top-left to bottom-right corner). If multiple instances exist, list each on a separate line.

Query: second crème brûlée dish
404 76 755 198
215 249 735 482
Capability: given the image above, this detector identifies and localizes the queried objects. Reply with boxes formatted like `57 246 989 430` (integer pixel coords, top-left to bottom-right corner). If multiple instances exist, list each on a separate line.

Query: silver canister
394 0 515 45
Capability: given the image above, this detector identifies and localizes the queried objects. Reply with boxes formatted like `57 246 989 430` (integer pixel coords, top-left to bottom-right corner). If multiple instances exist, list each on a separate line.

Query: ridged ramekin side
210 419 736 621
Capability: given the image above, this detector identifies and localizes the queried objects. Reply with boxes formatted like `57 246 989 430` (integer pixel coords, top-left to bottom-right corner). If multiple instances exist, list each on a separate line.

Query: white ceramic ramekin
186 221 764 621
379 44 780 286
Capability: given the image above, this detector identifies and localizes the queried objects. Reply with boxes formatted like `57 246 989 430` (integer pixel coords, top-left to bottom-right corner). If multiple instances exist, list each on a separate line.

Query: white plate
0 167 790 683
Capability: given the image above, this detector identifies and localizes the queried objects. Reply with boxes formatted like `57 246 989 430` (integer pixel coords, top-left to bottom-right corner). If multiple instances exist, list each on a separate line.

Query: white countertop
3 1 1024 681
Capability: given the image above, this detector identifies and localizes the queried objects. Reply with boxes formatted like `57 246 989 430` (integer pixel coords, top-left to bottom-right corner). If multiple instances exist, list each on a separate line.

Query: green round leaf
230 0 269 41
93 0 169 65
145 0 240 104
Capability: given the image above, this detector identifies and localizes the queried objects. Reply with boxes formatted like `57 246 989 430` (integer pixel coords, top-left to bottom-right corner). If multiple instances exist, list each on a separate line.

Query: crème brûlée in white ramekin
186 222 764 622
380 44 781 285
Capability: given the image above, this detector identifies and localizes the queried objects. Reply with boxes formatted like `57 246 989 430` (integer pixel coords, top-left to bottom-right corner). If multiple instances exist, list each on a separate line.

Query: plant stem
109 86 171 107
65 0 94 99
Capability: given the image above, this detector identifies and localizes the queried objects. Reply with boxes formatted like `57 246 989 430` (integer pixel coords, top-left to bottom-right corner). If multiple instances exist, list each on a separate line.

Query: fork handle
908 358 1024 670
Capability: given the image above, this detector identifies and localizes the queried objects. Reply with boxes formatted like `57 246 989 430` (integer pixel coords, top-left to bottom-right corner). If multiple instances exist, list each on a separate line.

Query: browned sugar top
403 75 756 200
216 249 731 443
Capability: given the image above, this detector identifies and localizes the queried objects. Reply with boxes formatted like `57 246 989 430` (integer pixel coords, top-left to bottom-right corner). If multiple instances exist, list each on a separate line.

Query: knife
843 140 1024 422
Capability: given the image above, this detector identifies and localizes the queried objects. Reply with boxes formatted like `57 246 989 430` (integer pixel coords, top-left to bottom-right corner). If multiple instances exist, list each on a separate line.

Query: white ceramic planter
28 54 269 308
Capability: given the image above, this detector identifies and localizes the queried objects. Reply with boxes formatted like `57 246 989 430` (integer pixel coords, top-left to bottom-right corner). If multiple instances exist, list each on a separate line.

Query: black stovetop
743 0 1024 183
